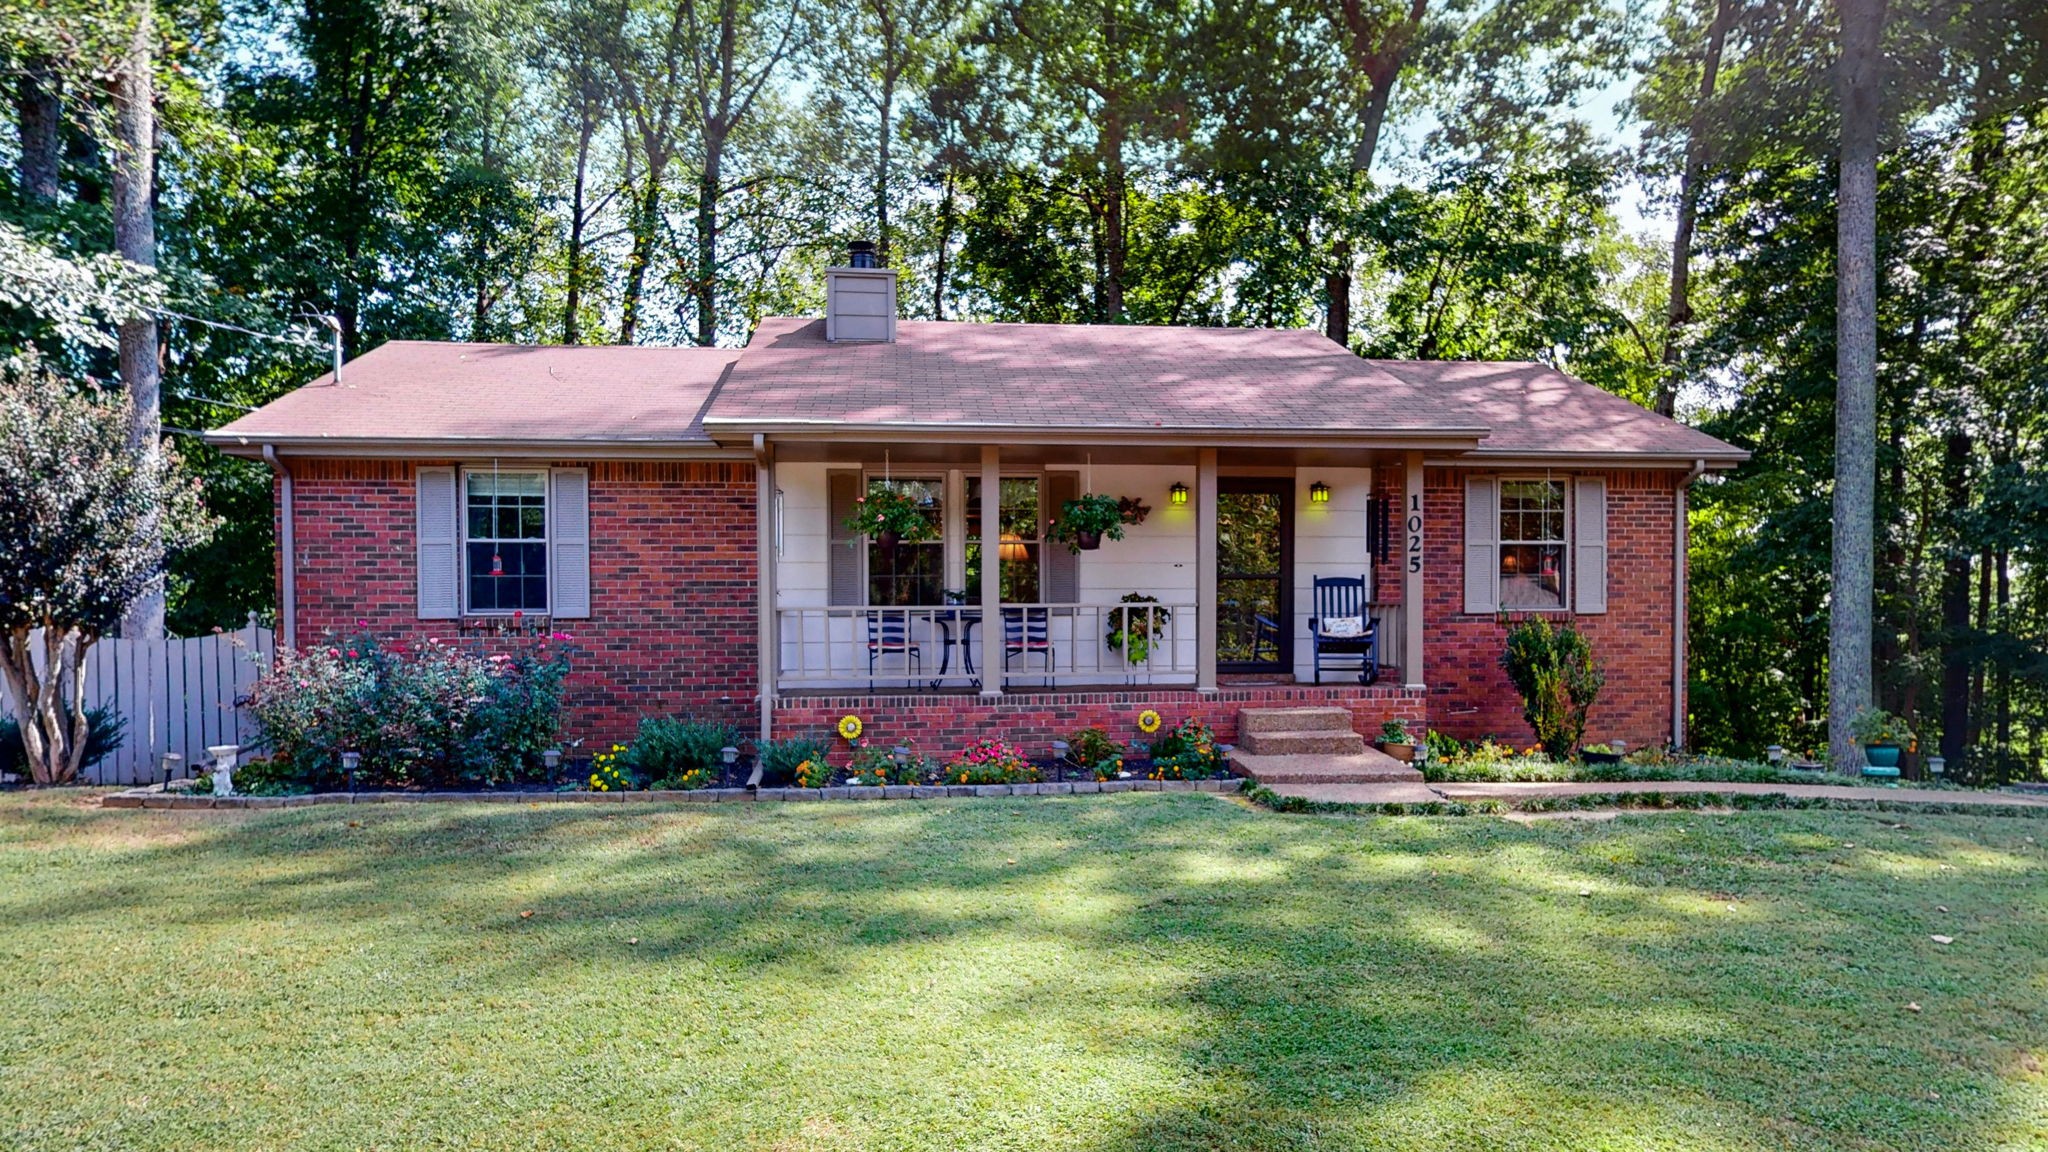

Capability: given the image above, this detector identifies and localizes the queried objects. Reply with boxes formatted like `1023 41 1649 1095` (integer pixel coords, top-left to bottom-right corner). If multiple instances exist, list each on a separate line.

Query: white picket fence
2 616 274 785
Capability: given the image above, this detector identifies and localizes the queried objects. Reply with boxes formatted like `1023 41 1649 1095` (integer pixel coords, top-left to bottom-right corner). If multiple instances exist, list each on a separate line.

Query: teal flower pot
1863 743 1902 769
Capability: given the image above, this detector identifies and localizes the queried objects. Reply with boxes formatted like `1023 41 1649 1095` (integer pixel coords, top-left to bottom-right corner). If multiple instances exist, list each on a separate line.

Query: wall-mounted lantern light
1309 481 1332 504
1169 482 1189 506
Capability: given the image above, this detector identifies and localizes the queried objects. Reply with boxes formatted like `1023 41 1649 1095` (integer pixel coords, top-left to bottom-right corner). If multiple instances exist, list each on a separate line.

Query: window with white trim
1498 478 1566 610
465 470 549 612
865 476 945 606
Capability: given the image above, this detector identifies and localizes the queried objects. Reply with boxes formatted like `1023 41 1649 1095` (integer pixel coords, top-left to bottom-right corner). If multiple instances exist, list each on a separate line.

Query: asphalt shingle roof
209 319 1746 463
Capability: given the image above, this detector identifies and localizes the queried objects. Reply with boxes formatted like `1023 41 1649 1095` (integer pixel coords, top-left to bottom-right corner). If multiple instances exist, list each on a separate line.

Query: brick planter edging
100 779 1246 810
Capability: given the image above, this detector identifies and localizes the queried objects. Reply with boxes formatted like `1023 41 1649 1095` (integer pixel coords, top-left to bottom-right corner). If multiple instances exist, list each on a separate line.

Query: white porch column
980 445 1003 698
1403 450 1425 691
755 436 777 742
1197 447 1218 694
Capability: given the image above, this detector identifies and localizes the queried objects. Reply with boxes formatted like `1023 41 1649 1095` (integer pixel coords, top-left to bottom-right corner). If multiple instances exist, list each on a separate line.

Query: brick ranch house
207 263 1746 759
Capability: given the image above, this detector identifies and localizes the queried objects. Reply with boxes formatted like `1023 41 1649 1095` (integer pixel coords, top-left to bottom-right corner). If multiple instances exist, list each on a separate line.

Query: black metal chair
866 611 921 689
1251 614 1283 665
1309 576 1379 685
1002 607 1054 684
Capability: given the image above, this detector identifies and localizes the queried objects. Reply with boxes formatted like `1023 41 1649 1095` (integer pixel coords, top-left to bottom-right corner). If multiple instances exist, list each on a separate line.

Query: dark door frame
1216 477 1294 674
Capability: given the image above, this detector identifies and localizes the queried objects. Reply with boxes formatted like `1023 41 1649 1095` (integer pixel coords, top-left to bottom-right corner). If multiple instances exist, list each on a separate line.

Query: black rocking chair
1308 576 1379 685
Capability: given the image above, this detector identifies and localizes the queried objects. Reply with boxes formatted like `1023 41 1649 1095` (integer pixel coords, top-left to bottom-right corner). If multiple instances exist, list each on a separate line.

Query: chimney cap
847 240 878 268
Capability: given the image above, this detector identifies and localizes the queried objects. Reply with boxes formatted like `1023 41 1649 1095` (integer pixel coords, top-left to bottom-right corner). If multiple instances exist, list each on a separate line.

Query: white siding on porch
1291 468 1373 683
769 461 1379 688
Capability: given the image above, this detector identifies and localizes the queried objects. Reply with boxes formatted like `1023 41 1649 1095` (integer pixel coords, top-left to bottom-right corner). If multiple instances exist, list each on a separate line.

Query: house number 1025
1406 494 1423 574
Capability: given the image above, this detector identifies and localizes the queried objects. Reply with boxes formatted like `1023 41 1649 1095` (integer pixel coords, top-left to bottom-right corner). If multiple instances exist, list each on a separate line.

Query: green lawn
2 791 2044 1151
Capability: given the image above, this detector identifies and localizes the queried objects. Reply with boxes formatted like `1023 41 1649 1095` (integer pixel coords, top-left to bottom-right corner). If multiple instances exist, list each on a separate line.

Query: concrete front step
1236 706 1355 735
1229 748 1426 785
1238 729 1367 756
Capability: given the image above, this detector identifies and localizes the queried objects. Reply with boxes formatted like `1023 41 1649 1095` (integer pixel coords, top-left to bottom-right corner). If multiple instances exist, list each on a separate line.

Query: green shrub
757 737 827 787
1499 617 1603 762
1066 726 1120 769
0 705 126 780
246 632 568 790
1379 718 1412 744
628 717 740 787
1147 718 1227 780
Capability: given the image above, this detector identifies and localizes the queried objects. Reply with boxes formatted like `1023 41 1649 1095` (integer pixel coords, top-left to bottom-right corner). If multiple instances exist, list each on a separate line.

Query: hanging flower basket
1051 493 1142 554
842 488 938 545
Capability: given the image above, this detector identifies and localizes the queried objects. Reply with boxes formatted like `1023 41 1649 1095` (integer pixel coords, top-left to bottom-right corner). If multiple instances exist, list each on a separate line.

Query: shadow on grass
1 793 2043 1150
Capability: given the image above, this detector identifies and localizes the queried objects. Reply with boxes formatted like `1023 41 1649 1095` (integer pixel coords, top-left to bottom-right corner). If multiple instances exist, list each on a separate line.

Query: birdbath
206 745 241 797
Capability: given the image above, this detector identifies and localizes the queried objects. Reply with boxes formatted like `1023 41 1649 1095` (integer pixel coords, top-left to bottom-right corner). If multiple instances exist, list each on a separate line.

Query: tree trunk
1099 109 1127 323
15 54 62 202
1938 431 1970 763
875 66 896 264
114 2 164 642
564 104 595 344
620 174 660 345
1826 0 1886 773
933 167 956 320
1326 0 1428 349
695 143 721 347
1657 0 1733 418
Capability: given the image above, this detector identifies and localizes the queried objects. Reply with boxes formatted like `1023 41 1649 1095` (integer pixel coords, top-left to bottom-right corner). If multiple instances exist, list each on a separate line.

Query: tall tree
1828 0 1886 770
1654 0 1733 418
113 1 165 640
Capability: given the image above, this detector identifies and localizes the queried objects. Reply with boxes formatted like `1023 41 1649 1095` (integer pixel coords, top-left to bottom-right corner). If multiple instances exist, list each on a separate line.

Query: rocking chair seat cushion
1318 616 1365 638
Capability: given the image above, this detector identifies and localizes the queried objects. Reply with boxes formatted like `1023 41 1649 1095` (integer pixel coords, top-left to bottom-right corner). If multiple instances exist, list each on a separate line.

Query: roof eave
701 420 1492 452
1424 448 1750 469
205 432 746 461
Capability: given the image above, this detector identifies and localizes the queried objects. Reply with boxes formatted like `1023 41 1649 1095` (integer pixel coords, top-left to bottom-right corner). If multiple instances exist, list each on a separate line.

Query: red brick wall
285 458 759 745
1422 467 1679 749
773 685 1427 764
278 456 1682 753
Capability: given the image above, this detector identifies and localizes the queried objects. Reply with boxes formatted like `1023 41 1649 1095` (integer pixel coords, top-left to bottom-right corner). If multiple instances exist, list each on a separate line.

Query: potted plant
1051 493 1133 552
841 487 938 552
1580 742 1623 765
1848 707 1913 770
1106 593 1171 664
1376 719 1417 763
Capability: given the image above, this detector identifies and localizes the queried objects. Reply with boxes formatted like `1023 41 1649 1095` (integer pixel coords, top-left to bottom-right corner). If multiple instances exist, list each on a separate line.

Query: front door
1217 479 1292 673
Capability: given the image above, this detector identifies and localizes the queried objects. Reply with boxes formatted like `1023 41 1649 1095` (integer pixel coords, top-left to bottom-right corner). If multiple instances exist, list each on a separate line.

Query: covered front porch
752 436 1435 738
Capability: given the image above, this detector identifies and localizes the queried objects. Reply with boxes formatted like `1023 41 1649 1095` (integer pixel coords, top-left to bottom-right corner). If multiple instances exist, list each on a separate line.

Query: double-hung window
465 470 549 612
865 477 945 606
1497 479 1566 611
965 476 1042 604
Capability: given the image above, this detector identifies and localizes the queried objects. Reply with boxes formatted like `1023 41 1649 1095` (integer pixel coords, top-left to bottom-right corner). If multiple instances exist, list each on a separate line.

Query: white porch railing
776 602 1196 691
1368 601 1404 677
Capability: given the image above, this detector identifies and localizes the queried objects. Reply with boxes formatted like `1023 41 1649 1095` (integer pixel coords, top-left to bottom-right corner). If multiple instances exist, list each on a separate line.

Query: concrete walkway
1265 778 2048 808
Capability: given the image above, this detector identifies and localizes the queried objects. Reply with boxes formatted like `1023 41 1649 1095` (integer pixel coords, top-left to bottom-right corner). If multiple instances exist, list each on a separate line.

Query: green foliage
627 718 740 788
1065 727 1119 768
0 705 125 781
1379 718 1412 744
793 756 836 789
757 738 828 787
845 741 929 787
1499 617 1604 762
1848 707 1914 748
588 745 636 792
1050 493 1131 551
1105 594 1170 663
245 633 568 790
1146 717 1227 780
841 487 940 543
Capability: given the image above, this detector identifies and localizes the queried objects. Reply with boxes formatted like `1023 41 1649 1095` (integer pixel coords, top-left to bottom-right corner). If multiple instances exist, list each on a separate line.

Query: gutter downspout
749 433 775 786
262 445 296 651
1673 458 1707 749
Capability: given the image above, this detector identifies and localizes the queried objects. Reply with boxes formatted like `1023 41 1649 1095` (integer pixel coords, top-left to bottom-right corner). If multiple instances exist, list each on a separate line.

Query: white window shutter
1463 475 1498 615
550 468 591 619
1574 475 1607 615
416 467 460 619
